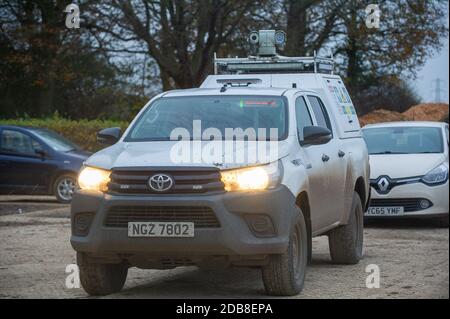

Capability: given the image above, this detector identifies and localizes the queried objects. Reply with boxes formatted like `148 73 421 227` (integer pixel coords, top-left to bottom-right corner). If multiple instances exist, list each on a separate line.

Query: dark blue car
0 125 90 203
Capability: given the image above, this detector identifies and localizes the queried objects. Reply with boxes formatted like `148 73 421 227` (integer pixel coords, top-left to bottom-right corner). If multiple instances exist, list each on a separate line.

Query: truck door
294 95 330 232
305 95 347 229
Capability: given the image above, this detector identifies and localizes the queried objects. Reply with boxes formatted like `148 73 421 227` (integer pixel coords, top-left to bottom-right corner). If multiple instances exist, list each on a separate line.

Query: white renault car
363 121 449 226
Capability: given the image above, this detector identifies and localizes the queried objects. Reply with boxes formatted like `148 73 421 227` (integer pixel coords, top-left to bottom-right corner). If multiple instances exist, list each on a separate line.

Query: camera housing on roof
248 30 286 57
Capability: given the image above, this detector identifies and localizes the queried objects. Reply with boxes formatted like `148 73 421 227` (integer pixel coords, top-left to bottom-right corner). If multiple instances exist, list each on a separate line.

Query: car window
30 128 77 152
307 96 332 133
0 130 42 156
363 127 444 154
295 96 313 140
126 96 288 141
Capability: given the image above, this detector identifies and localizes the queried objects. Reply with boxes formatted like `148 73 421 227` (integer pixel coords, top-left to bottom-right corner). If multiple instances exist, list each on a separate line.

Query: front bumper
70 185 299 261
366 180 449 218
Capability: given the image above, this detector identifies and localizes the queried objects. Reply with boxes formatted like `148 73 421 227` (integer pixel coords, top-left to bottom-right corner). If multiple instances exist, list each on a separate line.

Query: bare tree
87 0 262 90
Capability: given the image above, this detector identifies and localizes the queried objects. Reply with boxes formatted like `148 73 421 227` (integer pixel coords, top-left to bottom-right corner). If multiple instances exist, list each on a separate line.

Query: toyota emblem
148 174 174 192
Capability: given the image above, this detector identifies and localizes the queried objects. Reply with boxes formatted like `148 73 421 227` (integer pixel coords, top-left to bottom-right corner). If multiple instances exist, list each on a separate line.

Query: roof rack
214 51 335 75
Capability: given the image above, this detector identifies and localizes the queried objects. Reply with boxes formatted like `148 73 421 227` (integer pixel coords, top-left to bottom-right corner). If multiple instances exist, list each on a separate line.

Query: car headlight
421 163 449 185
221 161 282 192
78 166 111 192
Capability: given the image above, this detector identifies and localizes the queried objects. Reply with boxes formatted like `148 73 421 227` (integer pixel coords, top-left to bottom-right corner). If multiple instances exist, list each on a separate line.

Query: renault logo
148 174 174 192
377 177 390 192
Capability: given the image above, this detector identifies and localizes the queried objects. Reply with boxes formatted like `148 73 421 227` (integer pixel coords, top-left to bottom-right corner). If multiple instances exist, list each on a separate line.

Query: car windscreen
363 126 444 155
31 128 78 152
125 96 288 141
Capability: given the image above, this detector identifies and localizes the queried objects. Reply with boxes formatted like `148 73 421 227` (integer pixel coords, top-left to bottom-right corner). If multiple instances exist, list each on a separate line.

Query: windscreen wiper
370 151 408 154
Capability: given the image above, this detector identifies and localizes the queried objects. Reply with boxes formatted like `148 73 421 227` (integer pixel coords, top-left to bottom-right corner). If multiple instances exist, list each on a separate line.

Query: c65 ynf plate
366 206 404 216
128 222 194 237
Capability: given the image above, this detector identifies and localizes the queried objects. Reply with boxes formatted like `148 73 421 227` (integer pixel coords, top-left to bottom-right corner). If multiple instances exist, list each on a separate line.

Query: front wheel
54 175 77 203
77 253 128 296
328 191 364 264
261 211 308 296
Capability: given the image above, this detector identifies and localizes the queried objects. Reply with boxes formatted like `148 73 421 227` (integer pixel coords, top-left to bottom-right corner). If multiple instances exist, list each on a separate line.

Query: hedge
0 117 129 152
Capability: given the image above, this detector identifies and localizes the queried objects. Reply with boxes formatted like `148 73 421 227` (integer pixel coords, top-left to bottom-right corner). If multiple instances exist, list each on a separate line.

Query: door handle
322 154 330 162
338 150 346 158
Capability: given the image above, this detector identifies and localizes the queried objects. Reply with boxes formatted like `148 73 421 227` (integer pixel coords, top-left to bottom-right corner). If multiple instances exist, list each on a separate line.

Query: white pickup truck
71 31 370 296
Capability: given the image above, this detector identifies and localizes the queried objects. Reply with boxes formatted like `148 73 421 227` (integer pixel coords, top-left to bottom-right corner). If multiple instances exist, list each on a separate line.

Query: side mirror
35 149 48 158
97 127 121 145
301 126 332 146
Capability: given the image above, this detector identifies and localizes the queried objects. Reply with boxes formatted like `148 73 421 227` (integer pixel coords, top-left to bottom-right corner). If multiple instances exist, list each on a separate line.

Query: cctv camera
249 31 259 45
274 30 286 47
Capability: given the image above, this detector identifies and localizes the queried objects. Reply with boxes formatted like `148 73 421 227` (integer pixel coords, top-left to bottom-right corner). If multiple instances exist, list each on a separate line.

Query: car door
305 95 347 230
0 129 53 194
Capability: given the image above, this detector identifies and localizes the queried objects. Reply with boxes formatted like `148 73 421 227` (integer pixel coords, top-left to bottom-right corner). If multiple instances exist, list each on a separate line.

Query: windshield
31 128 78 152
363 126 443 155
125 96 288 141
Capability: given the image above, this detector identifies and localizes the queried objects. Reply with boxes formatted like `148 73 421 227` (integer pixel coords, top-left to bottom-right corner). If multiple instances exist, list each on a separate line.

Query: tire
77 252 128 296
328 191 364 264
54 174 77 203
261 210 308 296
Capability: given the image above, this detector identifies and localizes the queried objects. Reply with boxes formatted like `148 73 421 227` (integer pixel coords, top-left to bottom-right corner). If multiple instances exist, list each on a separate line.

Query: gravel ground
0 196 448 299
0 196 65 216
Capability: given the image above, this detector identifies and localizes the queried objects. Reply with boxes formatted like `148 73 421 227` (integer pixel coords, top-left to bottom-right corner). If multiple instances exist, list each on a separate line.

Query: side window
0 130 41 156
307 96 333 133
295 97 313 140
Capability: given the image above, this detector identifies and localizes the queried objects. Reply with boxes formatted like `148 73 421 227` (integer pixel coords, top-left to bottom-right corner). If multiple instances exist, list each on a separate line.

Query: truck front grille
108 167 224 195
104 206 221 228
369 198 433 212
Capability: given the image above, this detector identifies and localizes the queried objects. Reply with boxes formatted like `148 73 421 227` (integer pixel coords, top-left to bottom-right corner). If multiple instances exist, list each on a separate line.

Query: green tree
0 0 145 119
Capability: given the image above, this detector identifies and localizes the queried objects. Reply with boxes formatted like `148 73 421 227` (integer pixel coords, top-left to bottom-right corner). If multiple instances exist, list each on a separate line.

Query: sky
415 5 449 103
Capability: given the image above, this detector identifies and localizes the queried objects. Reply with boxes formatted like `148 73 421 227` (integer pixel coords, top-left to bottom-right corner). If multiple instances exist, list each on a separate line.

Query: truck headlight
421 163 448 185
78 166 111 192
221 161 282 192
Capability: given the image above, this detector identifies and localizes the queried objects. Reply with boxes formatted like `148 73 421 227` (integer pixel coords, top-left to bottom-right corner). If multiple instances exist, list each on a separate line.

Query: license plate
366 206 404 216
128 222 194 237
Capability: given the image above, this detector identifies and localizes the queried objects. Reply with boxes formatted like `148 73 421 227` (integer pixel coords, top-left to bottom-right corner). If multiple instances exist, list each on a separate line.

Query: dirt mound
359 109 407 127
403 103 448 121
360 103 449 127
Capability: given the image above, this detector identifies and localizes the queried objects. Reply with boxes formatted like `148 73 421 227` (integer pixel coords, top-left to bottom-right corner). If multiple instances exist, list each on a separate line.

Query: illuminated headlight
221 161 282 192
421 163 449 185
78 166 111 192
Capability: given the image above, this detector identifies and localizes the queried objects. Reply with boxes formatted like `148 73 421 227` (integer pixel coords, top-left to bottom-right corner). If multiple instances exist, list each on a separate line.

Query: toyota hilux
71 30 370 296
